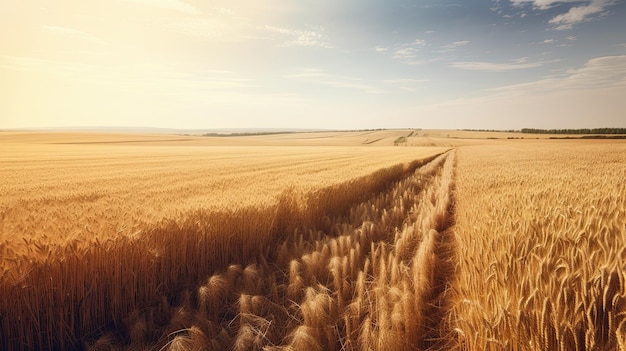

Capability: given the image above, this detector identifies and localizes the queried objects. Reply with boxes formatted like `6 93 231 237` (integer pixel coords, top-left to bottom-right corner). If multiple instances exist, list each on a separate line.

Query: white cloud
563 55 626 87
510 0 586 10
263 25 292 35
439 40 470 53
543 39 555 44
418 55 626 129
393 48 418 60
489 55 626 92
263 26 333 48
122 0 200 15
283 69 384 94
549 0 615 30
387 39 428 65
374 47 388 53
450 58 545 72
289 31 333 48
449 40 470 47
509 0 617 29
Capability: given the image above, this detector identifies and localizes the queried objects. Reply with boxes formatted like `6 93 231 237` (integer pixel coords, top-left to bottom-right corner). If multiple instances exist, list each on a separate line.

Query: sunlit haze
1 0 625 130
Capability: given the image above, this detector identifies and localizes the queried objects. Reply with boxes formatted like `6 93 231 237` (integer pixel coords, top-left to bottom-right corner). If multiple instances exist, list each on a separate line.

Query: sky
1 0 625 130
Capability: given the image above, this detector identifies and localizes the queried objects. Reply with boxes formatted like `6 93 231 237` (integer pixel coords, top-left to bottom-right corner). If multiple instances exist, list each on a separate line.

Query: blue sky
1 0 625 130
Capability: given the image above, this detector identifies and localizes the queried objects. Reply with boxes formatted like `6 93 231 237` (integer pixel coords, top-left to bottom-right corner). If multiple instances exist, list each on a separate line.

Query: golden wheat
1 130 453 349
0 131 447 267
5 130 623 351
452 140 626 351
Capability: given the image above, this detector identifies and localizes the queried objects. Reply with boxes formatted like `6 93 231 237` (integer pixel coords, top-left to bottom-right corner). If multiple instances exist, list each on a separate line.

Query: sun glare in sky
1 0 625 130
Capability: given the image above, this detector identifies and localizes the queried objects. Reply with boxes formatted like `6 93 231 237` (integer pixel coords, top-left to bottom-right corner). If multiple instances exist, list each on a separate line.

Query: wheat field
452 140 626 350
1 130 625 350
0 131 447 265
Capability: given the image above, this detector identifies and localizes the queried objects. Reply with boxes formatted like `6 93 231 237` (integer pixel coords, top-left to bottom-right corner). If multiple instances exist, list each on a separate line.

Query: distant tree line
203 131 296 137
460 129 519 133
460 128 626 135
521 128 626 134
202 128 396 137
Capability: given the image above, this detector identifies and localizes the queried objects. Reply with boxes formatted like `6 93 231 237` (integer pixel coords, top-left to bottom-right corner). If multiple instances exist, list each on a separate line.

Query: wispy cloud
438 40 470 53
509 0 617 29
450 57 546 72
510 0 585 10
562 55 626 88
283 69 383 94
263 25 333 48
444 40 470 49
489 55 626 92
122 0 200 15
386 39 428 65
393 48 419 60
549 0 616 30
421 55 626 129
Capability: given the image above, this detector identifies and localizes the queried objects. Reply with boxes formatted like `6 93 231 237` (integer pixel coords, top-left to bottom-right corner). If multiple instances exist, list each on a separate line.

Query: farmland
1 130 625 350
0 131 448 265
